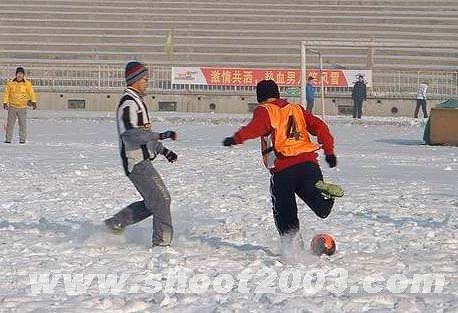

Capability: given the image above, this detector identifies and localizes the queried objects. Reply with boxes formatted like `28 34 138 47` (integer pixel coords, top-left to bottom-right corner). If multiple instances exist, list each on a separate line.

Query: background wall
36 91 440 117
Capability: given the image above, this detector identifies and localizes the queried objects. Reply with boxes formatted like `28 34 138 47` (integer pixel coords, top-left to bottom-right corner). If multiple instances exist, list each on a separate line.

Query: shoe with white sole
315 180 344 198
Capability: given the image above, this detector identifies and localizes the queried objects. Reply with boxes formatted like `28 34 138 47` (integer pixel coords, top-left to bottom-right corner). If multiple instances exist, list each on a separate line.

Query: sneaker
19 141 26 144
4 141 11 144
315 180 344 198
104 217 125 235
152 232 173 247
152 241 171 247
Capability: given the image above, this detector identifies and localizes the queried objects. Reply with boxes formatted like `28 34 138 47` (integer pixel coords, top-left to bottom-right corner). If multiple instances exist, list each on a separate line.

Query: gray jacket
117 88 166 175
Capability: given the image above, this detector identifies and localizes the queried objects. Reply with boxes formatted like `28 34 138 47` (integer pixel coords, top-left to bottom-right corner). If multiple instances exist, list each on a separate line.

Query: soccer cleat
152 241 171 248
19 141 26 144
315 180 344 198
4 141 11 144
104 217 125 235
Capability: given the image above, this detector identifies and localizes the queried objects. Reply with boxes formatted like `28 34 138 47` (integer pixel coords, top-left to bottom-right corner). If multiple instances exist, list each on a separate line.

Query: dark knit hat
16 67 25 75
125 61 148 85
256 79 280 103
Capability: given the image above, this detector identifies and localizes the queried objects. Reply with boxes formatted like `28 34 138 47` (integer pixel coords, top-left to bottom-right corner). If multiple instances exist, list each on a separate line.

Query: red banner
172 67 372 87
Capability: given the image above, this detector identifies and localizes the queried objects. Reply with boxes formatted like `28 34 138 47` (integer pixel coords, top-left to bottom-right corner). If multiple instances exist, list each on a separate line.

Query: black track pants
270 162 334 235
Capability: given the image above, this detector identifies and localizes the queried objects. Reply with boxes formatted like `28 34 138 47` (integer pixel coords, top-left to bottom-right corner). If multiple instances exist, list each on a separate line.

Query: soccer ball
310 234 336 256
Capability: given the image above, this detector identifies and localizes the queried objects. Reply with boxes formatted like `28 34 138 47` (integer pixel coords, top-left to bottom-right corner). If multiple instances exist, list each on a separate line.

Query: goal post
300 40 458 120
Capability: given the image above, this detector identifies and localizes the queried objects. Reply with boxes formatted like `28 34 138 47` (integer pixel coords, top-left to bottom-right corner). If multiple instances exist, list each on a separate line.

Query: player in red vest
223 80 343 244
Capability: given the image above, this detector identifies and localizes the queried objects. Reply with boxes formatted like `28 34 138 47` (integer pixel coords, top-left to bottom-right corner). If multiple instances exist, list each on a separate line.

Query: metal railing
1 63 457 99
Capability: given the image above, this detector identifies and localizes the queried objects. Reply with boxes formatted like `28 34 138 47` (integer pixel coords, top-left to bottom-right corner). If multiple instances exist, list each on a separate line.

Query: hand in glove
159 131 177 140
31 102 37 110
325 154 337 168
163 149 178 163
3 103 8 110
223 137 236 147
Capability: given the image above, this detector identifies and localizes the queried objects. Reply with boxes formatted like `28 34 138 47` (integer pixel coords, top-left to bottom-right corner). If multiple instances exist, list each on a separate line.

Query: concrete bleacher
0 0 457 70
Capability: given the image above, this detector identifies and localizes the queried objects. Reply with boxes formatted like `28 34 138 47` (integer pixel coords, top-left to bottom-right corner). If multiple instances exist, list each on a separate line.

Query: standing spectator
351 74 367 119
3 67 37 144
415 81 428 118
305 76 316 112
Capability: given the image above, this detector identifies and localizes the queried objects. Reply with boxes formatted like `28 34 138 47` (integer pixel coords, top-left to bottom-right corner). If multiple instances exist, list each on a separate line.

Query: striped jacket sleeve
118 99 161 145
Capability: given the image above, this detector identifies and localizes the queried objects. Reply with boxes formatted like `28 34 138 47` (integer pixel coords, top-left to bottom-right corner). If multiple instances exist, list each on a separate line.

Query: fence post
98 65 101 89
417 71 420 90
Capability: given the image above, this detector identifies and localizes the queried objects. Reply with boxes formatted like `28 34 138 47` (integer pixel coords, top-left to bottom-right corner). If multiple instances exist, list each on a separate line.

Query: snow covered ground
0 110 456 312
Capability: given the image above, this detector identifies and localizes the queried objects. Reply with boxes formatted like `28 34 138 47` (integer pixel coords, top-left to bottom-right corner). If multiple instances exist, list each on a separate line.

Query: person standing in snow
414 81 428 118
305 76 316 113
105 61 178 247
3 67 37 144
222 80 343 244
351 74 367 119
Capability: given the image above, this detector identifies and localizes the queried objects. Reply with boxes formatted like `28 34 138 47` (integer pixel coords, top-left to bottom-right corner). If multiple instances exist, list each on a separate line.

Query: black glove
325 154 337 168
3 103 8 110
31 102 37 110
223 137 236 147
163 149 177 163
159 131 177 140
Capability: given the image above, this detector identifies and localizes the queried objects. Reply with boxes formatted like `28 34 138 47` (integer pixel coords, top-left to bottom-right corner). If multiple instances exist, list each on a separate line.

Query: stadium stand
0 0 457 70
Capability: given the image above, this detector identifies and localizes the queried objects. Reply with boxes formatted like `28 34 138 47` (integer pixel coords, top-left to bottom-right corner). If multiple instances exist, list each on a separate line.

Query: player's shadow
70 221 154 247
190 235 279 258
32 218 154 247
375 139 425 146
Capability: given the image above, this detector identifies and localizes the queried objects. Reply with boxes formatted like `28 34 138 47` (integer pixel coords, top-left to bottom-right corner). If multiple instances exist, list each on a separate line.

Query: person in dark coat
351 74 367 119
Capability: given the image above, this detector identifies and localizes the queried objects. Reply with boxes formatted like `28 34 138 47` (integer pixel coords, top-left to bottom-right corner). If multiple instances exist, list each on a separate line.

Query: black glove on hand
325 154 337 168
163 149 177 163
159 131 177 140
3 103 8 110
223 137 236 147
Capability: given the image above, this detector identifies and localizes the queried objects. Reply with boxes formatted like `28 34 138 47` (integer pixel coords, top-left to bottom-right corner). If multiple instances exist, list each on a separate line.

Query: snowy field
0 110 456 312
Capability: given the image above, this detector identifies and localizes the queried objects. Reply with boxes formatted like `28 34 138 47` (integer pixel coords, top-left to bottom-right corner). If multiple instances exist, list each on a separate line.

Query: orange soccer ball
310 234 336 256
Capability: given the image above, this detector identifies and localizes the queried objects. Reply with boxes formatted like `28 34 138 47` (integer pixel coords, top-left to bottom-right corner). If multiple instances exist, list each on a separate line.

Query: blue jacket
306 83 315 102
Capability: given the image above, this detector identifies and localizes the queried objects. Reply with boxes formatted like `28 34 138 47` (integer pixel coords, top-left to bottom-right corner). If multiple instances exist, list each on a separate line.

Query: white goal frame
300 40 458 121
